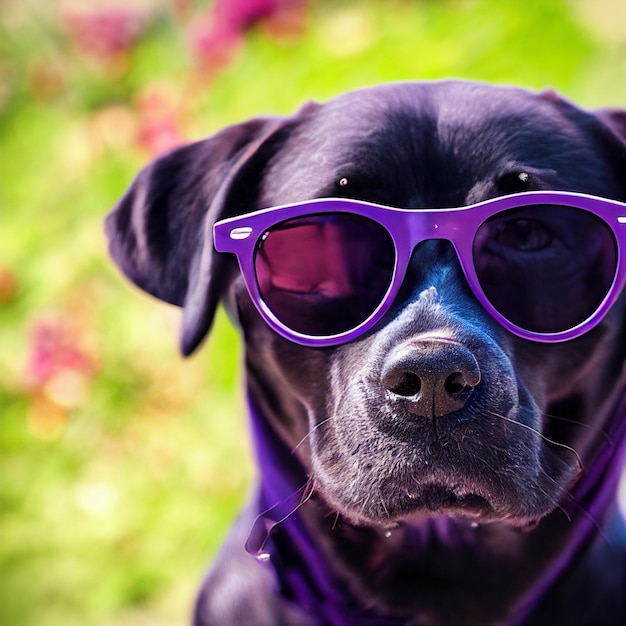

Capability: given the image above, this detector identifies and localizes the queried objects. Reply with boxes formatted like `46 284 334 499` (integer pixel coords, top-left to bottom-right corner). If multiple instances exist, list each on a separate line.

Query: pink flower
23 318 96 391
61 5 149 61
188 0 307 72
212 0 282 31
134 84 187 157
188 14 243 73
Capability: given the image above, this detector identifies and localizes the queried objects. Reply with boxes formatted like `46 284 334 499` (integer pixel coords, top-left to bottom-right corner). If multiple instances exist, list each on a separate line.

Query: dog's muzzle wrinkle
381 339 481 419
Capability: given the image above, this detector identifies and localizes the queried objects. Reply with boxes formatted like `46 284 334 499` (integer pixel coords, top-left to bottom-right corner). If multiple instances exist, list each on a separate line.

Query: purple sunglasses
213 191 626 347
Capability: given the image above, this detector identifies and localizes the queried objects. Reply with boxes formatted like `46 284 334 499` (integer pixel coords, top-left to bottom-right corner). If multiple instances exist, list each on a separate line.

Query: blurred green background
1 0 625 624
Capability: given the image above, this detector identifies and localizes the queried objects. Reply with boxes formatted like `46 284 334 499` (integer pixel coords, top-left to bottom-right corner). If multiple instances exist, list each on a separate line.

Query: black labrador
106 81 626 626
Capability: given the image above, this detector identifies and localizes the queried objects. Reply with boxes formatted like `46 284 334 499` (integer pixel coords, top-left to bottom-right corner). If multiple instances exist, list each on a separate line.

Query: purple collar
244 382 626 626
511 377 626 625
245 391 403 626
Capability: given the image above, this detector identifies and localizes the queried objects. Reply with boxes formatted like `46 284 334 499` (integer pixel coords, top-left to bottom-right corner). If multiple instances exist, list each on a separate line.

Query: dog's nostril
388 372 422 397
444 372 469 396
381 339 481 419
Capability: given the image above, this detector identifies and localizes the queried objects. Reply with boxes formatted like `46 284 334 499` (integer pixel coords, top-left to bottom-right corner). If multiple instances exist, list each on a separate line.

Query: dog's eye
495 218 552 251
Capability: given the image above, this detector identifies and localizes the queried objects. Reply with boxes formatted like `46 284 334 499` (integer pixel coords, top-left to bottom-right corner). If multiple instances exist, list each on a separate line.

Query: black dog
106 81 626 626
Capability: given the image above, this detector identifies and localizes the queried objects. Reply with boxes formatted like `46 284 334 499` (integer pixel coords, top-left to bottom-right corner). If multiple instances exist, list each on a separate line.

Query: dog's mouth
404 483 493 517
386 484 546 537
331 476 539 529
376 481 507 530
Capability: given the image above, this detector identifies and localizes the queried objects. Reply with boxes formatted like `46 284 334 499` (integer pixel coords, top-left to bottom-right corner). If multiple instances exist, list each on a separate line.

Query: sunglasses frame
213 190 626 348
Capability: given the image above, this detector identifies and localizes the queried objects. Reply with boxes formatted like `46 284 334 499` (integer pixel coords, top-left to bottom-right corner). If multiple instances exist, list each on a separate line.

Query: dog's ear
594 107 626 194
105 115 301 356
542 90 626 196
595 108 626 144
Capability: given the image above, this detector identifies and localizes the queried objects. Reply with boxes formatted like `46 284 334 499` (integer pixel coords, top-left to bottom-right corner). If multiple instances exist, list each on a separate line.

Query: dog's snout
381 340 481 419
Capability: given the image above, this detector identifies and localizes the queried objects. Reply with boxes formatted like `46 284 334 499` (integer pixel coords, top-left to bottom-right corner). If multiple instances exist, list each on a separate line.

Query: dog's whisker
472 452 508 493
525 451 609 542
487 411 584 473
554 502 573 524
542 412 614 453
532 460 609 540
556 488 611 545
378 490 391 519
291 416 335 454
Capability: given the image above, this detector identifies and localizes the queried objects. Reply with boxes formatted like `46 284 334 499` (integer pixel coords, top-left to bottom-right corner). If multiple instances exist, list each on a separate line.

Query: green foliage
1 0 624 624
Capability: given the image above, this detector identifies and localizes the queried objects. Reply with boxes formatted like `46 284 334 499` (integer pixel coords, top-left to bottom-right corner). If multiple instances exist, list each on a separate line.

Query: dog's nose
381 339 481 418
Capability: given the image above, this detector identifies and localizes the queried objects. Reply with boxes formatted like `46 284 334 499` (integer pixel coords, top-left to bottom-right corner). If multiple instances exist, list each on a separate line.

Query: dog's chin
400 489 544 531
398 483 495 518
328 482 547 532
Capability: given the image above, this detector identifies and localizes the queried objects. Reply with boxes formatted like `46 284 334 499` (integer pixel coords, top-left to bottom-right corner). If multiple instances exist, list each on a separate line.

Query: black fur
107 81 626 626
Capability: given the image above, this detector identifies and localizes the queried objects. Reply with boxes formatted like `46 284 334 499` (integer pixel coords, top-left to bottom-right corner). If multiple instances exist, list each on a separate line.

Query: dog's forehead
263 81 591 206
327 81 550 127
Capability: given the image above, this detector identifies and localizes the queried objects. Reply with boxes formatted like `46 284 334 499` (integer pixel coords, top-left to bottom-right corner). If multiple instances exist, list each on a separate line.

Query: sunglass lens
474 205 617 334
254 214 395 337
